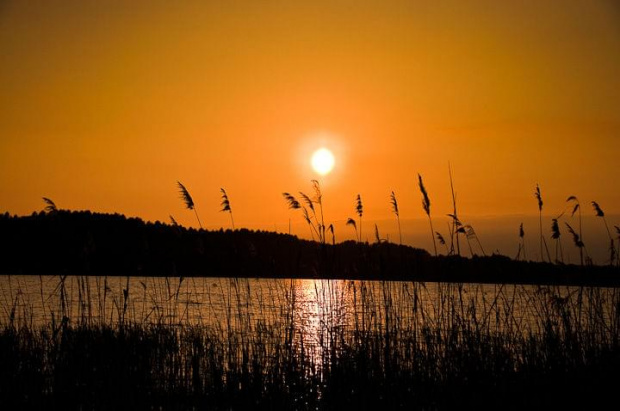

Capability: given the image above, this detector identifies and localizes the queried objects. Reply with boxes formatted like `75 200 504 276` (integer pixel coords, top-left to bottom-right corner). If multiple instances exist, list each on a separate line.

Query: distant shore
1 210 618 287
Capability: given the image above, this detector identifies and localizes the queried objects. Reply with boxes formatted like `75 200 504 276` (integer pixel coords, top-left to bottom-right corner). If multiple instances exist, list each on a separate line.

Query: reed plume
177 181 202 229
284 182 325 243
169 215 182 235
464 225 486 256
355 194 363 243
220 188 235 230
591 201 614 265
299 191 322 242
448 163 461 255
42 197 58 213
565 222 588 265
436 232 449 254
328 224 335 245
418 174 437 256
374 224 381 244
534 184 548 262
312 180 326 242
302 207 319 240
447 213 463 256
567 196 583 265
551 218 564 263
516 223 526 261
282 192 301 210
390 191 402 245
346 218 358 242
299 192 315 213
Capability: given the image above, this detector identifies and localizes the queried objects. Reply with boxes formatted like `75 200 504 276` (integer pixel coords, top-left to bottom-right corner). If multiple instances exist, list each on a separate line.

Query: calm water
1 275 617 358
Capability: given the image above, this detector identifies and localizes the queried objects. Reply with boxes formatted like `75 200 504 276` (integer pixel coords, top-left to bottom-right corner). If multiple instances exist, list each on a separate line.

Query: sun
311 148 335 176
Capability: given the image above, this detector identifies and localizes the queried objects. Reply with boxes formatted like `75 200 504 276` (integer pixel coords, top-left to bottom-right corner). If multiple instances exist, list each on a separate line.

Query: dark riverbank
1 210 618 286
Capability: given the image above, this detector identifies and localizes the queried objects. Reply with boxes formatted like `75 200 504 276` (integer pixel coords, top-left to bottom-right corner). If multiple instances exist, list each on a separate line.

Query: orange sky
1 1 619 259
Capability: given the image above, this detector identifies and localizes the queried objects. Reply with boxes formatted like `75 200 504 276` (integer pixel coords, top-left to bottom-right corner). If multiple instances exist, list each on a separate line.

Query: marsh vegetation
1 275 619 409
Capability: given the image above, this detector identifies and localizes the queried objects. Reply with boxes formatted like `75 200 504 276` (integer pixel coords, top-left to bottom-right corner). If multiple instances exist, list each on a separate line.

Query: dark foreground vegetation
1 278 619 410
1 210 619 286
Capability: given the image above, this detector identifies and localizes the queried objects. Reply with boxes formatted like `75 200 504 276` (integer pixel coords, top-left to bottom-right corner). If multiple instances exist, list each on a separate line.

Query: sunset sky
1 1 619 260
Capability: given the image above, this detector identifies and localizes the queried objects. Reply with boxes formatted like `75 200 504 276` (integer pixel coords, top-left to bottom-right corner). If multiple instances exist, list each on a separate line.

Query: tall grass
346 218 358 242
551 218 564 263
534 184 552 262
592 201 615 266
567 196 584 265
2 275 620 409
448 163 460 256
220 188 235 230
390 191 402 245
177 181 202 229
356 194 363 243
283 181 328 243
516 223 526 261
418 174 437 256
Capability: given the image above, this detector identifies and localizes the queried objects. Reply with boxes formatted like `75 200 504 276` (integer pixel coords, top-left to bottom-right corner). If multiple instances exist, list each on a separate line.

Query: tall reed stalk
592 201 615 266
177 181 202 229
312 180 326 243
346 218 358 242
567 196 583 265
448 163 460 255
418 174 437 256
516 223 526 261
220 188 235 230
390 191 402 245
356 194 363 243
534 184 550 262
566 223 587 265
551 218 564 263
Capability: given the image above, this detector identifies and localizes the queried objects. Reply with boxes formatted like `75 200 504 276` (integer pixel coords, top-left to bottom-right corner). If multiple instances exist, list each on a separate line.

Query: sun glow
311 148 335 176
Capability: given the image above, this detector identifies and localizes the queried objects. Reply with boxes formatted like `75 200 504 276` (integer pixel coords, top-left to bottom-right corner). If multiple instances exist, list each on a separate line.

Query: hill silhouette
0 210 618 285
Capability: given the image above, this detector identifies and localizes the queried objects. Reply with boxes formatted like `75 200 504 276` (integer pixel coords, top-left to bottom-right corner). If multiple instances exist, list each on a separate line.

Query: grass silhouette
177 181 202 229
1 275 620 409
418 174 437 256
220 188 235 230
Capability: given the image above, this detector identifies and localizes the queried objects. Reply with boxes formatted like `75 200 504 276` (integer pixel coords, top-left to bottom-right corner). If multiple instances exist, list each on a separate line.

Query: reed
389 191 402 245
284 181 327 243
592 201 615 266
220 188 235 230
42 197 57 213
346 218 358 242
1 276 619 409
177 181 202 229
464 225 485 256
551 218 564 264
312 180 326 243
448 163 460 255
417 174 437 256
516 223 526 261
374 224 381 244
436 231 449 254
283 192 317 239
567 196 583 265
566 222 588 265
356 194 363 243
534 184 551 262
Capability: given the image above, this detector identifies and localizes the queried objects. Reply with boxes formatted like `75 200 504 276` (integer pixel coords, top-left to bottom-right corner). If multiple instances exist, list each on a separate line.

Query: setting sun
311 148 335 176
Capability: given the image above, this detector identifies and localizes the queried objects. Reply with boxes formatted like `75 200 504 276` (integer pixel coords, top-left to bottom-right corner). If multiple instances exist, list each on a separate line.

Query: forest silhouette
1 210 617 286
